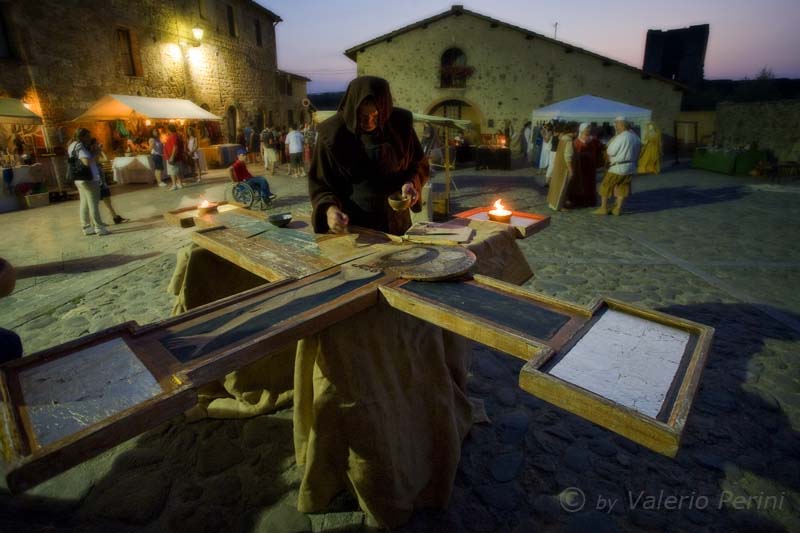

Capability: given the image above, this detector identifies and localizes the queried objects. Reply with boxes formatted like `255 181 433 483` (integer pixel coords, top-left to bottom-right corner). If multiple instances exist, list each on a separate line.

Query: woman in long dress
539 124 553 177
637 122 662 174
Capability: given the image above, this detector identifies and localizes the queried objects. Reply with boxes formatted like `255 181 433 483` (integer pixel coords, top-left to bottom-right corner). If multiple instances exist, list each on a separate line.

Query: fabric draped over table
169 220 531 527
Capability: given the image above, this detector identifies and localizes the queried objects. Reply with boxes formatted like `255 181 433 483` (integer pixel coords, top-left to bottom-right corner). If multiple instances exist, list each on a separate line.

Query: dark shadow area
623 185 749 214
0 414 298 532
16 252 162 279
267 195 311 210
105 222 164 234
402 302 798 532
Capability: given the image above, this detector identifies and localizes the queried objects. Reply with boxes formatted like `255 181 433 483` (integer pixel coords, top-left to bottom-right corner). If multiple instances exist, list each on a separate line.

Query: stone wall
0 0 283 145
354 12 682 141
716 100 800 161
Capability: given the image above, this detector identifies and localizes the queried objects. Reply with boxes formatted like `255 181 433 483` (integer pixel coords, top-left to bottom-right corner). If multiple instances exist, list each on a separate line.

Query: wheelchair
229 168 274 210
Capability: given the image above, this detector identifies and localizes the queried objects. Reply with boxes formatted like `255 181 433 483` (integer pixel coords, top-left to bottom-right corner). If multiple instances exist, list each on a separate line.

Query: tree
756 67 775 80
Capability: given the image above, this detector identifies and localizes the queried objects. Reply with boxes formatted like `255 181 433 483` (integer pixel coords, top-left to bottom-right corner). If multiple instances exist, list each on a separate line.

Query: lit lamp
197 199 218 216
488 199 512 223
192 26 204 43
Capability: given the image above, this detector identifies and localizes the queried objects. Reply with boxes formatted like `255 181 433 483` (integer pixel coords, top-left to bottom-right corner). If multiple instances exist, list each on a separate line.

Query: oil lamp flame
488 199 512 223
199 199 210 208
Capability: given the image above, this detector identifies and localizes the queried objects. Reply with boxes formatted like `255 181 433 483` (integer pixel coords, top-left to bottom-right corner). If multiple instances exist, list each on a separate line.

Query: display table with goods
475 145 511 170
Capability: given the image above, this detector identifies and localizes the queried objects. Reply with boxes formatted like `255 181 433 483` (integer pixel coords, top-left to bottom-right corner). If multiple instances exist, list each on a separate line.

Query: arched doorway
427 98 483 143
256 108 265 134
225 105 237 143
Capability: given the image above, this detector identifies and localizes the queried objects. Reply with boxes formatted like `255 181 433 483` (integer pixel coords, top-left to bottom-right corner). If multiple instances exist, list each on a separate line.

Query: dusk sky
264 0 800 94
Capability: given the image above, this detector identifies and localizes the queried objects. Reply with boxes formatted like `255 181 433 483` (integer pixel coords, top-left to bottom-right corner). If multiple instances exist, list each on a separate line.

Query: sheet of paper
549 310 690 418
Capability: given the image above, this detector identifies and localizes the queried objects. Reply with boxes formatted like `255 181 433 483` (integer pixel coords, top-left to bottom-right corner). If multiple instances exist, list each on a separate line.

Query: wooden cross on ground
0 208 713 493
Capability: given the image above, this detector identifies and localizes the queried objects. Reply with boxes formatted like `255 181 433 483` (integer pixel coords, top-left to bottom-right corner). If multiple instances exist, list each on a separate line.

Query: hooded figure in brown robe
308 76 429 235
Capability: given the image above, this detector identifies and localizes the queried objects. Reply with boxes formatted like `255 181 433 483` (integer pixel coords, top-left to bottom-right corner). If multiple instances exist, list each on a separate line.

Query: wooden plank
5 383 196 494
182 269 394 384
519 364 681 456
156 267 386 365
379 279 583 361
381 277 712 457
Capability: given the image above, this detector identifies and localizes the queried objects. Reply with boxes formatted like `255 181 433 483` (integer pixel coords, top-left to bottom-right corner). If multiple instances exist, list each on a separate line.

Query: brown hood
338 76 394 134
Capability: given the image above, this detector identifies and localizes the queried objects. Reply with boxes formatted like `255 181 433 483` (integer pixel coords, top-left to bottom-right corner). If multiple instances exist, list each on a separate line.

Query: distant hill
308 92 345 111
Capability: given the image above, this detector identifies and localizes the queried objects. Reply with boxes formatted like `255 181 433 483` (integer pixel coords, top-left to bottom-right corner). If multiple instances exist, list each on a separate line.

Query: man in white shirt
594 116 641 216
285 124 305 178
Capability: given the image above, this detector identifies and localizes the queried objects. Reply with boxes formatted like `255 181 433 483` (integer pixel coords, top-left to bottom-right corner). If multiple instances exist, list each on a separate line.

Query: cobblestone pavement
0 163 798 532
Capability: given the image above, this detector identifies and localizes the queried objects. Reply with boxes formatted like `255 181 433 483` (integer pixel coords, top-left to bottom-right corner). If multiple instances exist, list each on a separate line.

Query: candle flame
199 199 210 208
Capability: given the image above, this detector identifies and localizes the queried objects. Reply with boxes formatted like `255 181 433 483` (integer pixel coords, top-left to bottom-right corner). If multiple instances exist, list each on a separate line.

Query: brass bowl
268 213 293 227
488 211 512 223
388 193 412 211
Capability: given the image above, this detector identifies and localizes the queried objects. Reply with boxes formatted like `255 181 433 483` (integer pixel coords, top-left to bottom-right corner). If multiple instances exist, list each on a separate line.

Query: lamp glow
192 27 204 41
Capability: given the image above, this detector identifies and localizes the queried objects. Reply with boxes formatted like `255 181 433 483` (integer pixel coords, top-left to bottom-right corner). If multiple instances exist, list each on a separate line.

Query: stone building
346 5 683 143
276 70 312 128
0 0 306 146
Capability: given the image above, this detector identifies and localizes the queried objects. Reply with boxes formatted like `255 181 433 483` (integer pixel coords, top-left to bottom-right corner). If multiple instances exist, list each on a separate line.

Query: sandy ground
0 160 799 532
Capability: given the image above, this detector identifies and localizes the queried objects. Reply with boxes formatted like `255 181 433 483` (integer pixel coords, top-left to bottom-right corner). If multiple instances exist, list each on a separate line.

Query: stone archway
426 97 484 144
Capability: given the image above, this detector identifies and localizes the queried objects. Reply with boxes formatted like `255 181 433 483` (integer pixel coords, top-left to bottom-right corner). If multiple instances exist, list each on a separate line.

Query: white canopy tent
72 94 221 121
532 95 651 132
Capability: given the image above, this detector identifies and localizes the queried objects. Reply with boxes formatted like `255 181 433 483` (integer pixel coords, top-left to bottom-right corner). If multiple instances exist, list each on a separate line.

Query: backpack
66 142 92 184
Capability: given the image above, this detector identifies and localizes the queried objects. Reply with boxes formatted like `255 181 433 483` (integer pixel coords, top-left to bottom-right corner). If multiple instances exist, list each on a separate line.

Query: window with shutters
0 9 12 59
116 27 142 77
226 4 237 37
255 19 262 47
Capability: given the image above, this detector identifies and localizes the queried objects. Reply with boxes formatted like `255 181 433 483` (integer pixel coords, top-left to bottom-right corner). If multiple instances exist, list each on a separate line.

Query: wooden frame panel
453 207 551 238
380 276 713 457
0 268 394 493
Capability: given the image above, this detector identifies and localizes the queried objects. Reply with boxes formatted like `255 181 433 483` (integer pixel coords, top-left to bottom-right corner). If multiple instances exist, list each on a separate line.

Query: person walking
69 128 110 235
187 127 202 182
149 128 166 187
595 117 641 216
286 124 305 177
89 138 129 224
164 123 185 191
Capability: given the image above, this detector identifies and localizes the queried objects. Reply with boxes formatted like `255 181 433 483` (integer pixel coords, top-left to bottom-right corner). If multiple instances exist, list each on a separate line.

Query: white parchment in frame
549 309 691 418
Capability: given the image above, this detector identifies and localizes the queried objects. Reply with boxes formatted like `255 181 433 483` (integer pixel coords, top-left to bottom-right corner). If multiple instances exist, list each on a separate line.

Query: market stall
0 99 48 212
412 113 472 219
72 94 221 182
532 94 652 133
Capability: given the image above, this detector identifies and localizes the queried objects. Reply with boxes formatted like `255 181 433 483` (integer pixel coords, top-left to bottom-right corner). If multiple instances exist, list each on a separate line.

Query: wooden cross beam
0 210 713 493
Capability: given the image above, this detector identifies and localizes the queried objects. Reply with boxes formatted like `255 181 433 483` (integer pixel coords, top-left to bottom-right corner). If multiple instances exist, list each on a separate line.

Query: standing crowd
521 117 661 215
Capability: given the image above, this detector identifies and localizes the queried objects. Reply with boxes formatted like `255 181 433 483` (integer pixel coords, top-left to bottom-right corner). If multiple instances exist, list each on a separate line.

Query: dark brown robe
569 137 602 207
308 76 429 235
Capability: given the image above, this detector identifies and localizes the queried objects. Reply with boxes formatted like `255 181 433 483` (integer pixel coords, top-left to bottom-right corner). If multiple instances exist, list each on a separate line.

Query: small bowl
388 192 412 211
268 213 293 227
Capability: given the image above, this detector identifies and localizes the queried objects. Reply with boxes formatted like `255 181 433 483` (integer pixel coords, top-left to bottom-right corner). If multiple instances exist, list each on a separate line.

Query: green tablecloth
691 148 768 176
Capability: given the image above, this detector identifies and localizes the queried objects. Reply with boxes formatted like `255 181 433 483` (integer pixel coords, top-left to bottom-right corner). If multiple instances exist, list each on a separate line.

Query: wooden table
112 155 155 184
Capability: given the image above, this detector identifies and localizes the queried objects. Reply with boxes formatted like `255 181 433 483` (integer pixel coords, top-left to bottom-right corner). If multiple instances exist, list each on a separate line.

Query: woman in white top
539 124 554 179
69 128 109 236
187 127 201 182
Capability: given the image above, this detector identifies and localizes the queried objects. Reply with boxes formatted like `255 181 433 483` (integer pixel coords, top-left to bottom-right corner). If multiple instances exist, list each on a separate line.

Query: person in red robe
567 122 602 208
